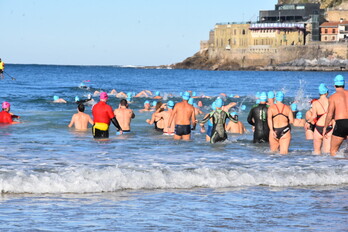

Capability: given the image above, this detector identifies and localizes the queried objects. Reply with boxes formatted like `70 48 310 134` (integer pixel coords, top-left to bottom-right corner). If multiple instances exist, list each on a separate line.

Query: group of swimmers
1 74 347 156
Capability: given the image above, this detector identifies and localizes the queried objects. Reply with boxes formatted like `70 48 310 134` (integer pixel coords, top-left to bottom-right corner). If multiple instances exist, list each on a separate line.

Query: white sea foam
1 166 347 194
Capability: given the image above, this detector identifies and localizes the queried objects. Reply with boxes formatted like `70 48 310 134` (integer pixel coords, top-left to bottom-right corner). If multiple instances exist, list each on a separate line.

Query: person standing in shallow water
323 75 348 156
168 92 196 141
310 84 334 155
247 92 269 143
267 91 294 154
114 99 135 133
92 92 123 139
68 103 94 131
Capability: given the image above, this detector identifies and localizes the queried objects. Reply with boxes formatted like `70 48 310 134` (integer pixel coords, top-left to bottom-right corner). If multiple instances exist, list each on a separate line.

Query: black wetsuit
247 104 269 143
200 110 237 144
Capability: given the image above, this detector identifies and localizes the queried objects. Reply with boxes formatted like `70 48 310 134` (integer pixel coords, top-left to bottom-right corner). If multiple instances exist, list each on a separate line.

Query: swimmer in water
247 92 269 143
148 101 175 135
200 101 216 142
168 92 196 140
267 91 275 106
139 100 151 112
267 91 294 154
323 75 348 156
200 98 237 144
146 101 165 132
135 90 153 98
68 103 94 131
0 101 20 124
304 99 317 140
310 84 335 154
226 112 246 134
53 95 67 103
75 95 93 105
153 91 162 100
92 92 123 138
188 98 203 116
292 112 306 127
114 99 135 133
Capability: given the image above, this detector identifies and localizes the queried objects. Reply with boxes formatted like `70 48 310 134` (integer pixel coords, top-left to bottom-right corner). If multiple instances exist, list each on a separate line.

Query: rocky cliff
278 0 344 8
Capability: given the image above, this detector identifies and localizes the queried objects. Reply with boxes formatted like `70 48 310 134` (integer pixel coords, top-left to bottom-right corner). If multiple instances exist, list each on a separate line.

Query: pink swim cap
2 101 10 109
100 92 108 100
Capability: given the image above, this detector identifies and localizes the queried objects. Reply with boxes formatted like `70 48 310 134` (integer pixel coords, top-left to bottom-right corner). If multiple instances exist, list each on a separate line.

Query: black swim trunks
93 126 109 139
333 119 348 138
175 125 191 136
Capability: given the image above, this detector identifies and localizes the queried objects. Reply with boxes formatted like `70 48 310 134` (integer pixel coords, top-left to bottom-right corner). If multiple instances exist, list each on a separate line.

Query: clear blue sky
0 0 276 66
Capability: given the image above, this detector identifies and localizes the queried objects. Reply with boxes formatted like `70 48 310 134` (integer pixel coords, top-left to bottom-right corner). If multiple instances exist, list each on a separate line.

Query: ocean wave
1 166 347 194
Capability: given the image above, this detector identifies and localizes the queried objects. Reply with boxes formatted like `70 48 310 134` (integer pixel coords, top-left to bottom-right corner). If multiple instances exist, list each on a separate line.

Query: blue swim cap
256 99 261 104
215 98 224 108
144 100 150 106
127 92 132 97
53 95 59 101
182 91 190 100
296 112 303 119
290 103 297 111
193 103 198 108
276 91 284 102
255 92 260 99
152 101 157 107
318 83 328 95
188 98 194 105
75 96 80 102
167 100 175 109
192 91 197 97
229 94 234 98
241 105 246 111
155 91 160 96
334 74 345 86
211 101 217 110
260 92 267 102
180 92 183 96
231 112 238 117
127 97 132 102
268 91 275 99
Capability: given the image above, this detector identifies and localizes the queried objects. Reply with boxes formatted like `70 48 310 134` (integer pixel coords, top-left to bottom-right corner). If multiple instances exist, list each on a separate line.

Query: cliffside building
213 23 251 49
249 23 306 46
259 3 325 41
320 20 348 41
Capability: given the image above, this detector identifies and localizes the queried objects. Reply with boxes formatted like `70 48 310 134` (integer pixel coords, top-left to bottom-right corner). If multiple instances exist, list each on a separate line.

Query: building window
332 36 335 40
325 36 327 41
333 29 336 33
325 29 328 33
242 29 246 35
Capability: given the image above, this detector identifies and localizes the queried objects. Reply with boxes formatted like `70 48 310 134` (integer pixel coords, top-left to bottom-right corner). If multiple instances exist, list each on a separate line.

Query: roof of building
320 21 348 27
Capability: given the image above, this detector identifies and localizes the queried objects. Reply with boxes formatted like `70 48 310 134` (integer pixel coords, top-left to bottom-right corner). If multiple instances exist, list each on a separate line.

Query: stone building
213 23 251 49
249 23 306 46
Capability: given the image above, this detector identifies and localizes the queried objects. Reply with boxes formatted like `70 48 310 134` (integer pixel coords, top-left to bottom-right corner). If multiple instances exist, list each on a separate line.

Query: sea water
0 64 347 231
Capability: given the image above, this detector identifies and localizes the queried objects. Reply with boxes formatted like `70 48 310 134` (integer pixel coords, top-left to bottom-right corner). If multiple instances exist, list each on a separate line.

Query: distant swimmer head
127 92 132 97
231 112 238 117
255 92 260 99
144 100 150 106
268 91 275 99
192 91 197 97
256 99 261 104
290 103 297 111
318 83 329 95
275 91 284 102
241 105 246 111
2 101 10 109
215 98 224 108
296 112 303 119
182 91 190 101
259 92 267 102
155 91 160 97
152 101 157 107
167 100 175 109
53 95 59 101
211 101 217 110
334 74 345 87
188 98 194 105
75 96 80 102
100 92 108 100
